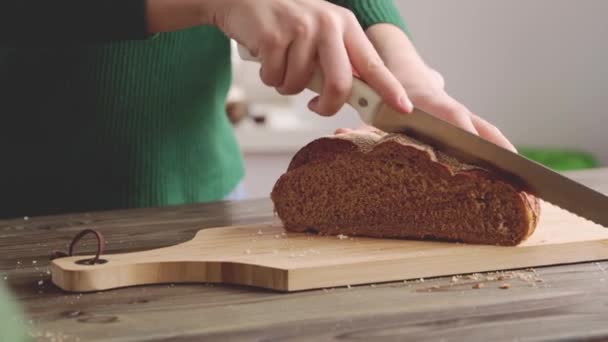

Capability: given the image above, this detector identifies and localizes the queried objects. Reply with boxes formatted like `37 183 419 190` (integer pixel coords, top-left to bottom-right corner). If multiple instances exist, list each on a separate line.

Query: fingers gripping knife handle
237 43 325 95
236 43 382 124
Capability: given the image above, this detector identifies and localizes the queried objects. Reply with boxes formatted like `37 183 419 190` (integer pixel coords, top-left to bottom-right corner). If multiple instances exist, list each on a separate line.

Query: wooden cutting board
51 201 608 292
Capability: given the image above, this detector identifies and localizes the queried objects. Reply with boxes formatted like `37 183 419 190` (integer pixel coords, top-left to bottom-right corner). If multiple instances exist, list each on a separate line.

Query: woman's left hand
336 23 516 152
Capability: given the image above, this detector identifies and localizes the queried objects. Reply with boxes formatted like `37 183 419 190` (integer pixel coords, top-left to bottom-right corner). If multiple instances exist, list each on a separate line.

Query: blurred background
226 0 608 199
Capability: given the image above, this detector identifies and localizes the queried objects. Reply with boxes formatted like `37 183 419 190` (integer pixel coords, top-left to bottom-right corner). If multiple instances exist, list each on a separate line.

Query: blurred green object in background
518 147 599 171
0 283 28 342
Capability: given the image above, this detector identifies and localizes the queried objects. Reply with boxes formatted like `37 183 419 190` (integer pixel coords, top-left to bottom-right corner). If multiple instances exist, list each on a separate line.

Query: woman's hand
206 0 412 116
363 23 517 152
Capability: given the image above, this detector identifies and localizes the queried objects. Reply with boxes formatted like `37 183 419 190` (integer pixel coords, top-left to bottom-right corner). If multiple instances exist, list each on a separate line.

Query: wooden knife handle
237 43 382 124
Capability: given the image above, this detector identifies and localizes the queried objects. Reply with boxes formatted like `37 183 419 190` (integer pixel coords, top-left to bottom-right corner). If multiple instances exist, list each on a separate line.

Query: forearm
366 24 426 74
145 0 220 34
366 23 444 92
328 0 409 34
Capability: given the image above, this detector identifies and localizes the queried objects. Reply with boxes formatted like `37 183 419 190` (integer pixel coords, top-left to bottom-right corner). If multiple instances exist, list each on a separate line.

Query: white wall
392 0 608 164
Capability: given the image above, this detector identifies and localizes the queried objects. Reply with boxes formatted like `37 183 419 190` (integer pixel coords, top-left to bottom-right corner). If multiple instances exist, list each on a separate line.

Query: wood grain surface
51 200 608 293
2 168 608 341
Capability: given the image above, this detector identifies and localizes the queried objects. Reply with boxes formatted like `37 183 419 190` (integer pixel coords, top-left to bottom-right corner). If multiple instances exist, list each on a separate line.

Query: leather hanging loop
50 228 105 265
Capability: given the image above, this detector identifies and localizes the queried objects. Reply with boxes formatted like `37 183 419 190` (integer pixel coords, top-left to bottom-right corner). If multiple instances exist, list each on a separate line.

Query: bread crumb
347 285 352 289
451 276 459 283
23 216 29 221
337 234 349 240
37 280 44 286
499 283 510 289
497 275 507 281
370 284 376 288
32 260 37 264
472 283 484 289
419 278 425 282
3 276 7 280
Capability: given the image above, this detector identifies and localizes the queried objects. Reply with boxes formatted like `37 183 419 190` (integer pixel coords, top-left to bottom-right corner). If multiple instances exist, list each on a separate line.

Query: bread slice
270 130 540 246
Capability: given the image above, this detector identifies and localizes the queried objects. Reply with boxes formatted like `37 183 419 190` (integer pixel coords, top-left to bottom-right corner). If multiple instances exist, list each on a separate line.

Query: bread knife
237 43 608 228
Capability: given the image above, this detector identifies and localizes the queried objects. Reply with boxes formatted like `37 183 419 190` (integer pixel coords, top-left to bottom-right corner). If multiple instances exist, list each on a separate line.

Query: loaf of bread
270 130 540 246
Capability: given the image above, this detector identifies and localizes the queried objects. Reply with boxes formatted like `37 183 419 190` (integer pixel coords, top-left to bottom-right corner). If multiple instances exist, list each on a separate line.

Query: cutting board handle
236 42 383 124
51 248 208 292
51 249 288 292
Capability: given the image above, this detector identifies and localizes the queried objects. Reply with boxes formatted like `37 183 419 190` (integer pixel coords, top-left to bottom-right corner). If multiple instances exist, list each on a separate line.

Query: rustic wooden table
2 168 608 341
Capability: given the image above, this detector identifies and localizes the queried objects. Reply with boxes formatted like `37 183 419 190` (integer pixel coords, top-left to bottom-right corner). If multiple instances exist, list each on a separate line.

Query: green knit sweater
0 1 407 220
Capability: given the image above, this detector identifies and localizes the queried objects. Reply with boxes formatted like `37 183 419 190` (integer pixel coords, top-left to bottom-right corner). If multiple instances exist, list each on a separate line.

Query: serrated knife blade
371 106 608 228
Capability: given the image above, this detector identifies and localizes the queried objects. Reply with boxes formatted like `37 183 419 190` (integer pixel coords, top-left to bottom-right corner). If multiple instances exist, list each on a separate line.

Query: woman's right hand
203 0 412 116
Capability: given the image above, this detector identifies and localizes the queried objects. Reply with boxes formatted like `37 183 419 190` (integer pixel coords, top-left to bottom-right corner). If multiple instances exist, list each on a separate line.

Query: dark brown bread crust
271 130 541 246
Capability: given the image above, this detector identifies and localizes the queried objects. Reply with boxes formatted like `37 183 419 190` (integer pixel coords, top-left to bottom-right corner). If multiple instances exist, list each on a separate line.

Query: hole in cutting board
75 259 108 265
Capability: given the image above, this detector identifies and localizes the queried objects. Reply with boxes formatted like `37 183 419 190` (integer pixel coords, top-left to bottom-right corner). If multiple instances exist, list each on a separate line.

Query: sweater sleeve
329 0 410 37
0 0 152 47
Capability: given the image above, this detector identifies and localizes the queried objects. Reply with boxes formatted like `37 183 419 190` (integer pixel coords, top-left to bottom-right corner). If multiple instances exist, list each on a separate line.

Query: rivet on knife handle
237 43 383 124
